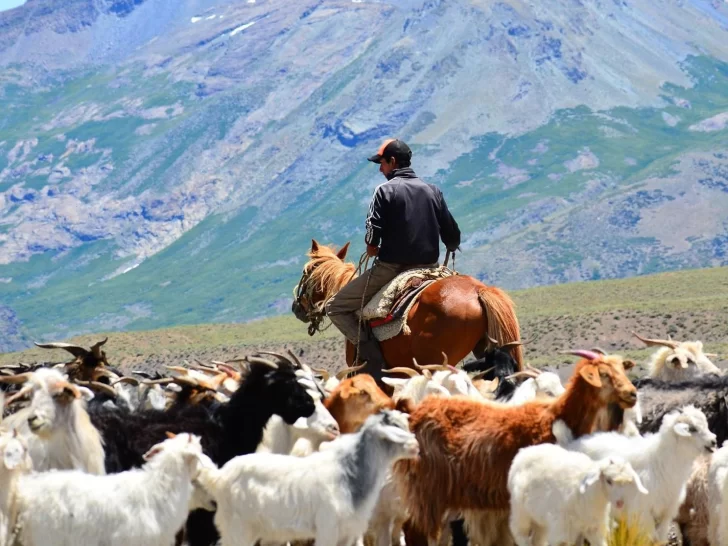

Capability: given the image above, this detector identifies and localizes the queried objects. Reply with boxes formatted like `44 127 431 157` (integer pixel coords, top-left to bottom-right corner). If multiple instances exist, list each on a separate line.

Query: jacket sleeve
437 188 461 252
365 185 387 247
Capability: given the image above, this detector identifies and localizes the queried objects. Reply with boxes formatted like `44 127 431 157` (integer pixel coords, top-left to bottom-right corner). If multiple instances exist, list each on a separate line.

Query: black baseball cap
367 138 412 164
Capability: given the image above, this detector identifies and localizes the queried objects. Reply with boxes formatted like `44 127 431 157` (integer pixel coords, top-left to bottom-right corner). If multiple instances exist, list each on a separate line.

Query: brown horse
292 239 524 371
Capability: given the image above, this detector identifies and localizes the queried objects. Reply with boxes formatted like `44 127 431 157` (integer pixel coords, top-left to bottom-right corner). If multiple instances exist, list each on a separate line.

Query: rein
293 252 367 337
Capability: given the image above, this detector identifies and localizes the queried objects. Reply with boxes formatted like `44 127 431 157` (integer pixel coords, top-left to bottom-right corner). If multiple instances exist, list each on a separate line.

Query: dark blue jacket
364 167 460 265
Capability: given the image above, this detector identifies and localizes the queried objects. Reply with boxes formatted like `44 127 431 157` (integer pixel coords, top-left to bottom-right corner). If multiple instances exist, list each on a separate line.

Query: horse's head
292 239 354 330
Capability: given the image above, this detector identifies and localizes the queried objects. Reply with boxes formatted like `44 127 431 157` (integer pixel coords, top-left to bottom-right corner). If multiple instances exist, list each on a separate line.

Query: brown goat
324 373 395 434
393 351 638 540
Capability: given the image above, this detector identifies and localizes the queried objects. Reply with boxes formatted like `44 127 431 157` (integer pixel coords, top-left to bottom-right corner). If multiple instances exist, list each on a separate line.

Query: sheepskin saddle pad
358 266 456 342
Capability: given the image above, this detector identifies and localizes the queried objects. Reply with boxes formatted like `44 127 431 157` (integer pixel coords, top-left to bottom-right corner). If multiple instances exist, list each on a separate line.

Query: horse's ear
337 242 350 260
311 239 320 252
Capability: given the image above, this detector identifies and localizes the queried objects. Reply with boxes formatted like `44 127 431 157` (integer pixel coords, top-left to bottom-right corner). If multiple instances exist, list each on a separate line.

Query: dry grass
607 517 657 546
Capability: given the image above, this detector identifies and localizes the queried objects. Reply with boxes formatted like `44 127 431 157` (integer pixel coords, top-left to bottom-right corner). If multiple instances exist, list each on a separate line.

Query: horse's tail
477 287 523 370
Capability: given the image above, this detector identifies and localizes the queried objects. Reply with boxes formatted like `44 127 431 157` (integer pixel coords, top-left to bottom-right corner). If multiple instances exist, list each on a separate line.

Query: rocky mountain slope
1 0 727 349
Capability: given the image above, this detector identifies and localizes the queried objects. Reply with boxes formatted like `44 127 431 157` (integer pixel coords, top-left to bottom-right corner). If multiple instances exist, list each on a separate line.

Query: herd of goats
0 332 727 546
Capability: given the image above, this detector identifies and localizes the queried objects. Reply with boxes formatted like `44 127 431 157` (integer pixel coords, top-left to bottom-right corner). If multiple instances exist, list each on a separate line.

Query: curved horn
165 365 191 375
499 340 526 351
560 350 602 361
632 332 679 349
244 356 279 370
141 378 175 386
171 376 206 389
90 337 108 357
75 380 117 398
0 372 34 384
470 366 496 380
413 362 450 372
286 349 304 368
5 385 33 406
34 342 88 358
505 370 540 381
91 368 119 381
257 351 297 368
382 367 419 378
335 363 366 380
310 366 330 381
525 362 542 375
111 377 140 386
441 352 449 366
486 335 499 350
590 347 608 355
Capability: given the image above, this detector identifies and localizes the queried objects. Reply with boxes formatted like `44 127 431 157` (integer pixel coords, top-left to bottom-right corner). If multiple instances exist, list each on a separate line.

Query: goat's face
325 375 395 434
0 429 32 472
664 405 717 454
533 372 565 399
579 359 637 409
25 371 89 438
291 393 340 442
370 409 419 460
581 456 648 509
266 370 316 425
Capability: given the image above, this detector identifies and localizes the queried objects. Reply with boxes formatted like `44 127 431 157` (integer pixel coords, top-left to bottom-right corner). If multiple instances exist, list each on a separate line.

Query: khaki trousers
325 259 436 343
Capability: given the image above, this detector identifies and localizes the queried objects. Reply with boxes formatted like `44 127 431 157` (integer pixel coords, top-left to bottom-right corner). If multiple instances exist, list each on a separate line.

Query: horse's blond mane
303 244 357 309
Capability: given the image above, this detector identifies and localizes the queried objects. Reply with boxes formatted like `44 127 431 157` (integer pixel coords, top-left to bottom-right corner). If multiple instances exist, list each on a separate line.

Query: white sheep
197 409 419 546
0 368 106 474
508 443 648 546
553 404 717 543
13 431 205 546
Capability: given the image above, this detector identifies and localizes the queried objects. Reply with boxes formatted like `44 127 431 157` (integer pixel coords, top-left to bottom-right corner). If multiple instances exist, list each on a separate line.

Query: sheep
196 409 419 546
505 364 565 405
87 353 318 546
507 443 648 546
14 431 206 546
553 404 717 543
633 332 721 381
393 349 638 542
0 367 106 475
707 440 728 546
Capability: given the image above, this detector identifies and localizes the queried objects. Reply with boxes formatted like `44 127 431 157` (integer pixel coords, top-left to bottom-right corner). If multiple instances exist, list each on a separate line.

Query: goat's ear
3 437 26 470
673 422 692 438
311 239 319 252
77 386 95 402
579 469 601 494
336 242 350 260
143 445 164 461
622 360 635 371
629 467 649 495
579 365 602 388
165 431 177 439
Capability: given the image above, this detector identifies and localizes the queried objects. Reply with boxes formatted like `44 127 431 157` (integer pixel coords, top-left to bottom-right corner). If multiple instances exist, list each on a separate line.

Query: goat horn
141 378 175 386
560 350 602 361
165 365 190 375
441 352 449 366
590 347 608 355
111 377 140 386
500 340 526 351
90 337 108 357
632 332 679 349
505 370 540 381
705 353 719 358
413 361 450 372
525 362 542 375
92 368 118 381
286 349 304 368
310 366 330 381
382 367 419 378
257 351 303 370
470 366 496 380
186 363 220 376
5 385 33 405
171 376 208 389
244 356 279 370
75 380 117 398
335 363 366 380
0 372 33 384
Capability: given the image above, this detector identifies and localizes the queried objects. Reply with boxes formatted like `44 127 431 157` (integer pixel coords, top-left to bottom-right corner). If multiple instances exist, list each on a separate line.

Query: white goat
633 332 721 381
0 368 106 474
707 440 728 546
508 443 648 546
553 404 717 543
14 431 205 546
197 409 419 546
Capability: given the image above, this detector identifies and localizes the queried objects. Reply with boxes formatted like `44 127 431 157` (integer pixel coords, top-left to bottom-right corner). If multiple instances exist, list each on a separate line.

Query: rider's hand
366 244 379 257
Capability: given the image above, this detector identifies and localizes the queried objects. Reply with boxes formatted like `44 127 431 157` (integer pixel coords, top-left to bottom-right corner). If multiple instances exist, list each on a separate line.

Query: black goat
633 374 728 445
88 353 317 546
462 339 522 401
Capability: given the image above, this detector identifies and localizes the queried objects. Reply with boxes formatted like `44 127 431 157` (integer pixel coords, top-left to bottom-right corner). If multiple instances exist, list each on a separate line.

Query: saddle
358 266 456 330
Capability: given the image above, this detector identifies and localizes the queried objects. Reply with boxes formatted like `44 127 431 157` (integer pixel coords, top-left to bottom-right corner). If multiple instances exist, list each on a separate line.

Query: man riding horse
325 138 461 381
